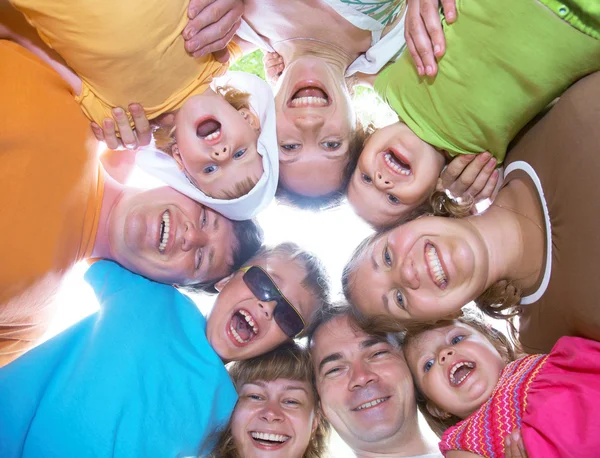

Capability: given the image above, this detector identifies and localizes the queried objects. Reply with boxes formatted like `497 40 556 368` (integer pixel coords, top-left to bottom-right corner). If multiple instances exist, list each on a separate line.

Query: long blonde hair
208 342 330 458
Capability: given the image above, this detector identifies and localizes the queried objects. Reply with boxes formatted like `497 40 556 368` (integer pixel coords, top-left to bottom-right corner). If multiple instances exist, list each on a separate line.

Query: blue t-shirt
0 260 237 457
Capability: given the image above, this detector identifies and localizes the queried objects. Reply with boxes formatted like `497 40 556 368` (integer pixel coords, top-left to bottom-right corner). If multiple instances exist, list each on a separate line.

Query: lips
288 81 330 108
383 149 412 176
425 242 448 289
228 309 259 346
352 396 390 411
158 210 170 253
249 431 291 450
448 361 476 386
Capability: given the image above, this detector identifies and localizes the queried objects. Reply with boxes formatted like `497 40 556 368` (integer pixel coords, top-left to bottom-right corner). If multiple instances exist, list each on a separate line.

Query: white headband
137 71 279 221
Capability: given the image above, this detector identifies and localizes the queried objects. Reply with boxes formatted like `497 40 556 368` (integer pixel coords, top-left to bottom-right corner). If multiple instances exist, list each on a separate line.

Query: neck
91 170 127 259
353 417 437 457
467 180 545 292
274 38 355 77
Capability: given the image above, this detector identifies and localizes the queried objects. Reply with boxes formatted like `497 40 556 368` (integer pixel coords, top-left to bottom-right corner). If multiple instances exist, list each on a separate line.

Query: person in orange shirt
0 39 263 366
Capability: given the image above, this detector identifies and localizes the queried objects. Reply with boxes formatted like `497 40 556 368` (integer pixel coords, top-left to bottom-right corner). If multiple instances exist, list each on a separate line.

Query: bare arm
0 0 82 94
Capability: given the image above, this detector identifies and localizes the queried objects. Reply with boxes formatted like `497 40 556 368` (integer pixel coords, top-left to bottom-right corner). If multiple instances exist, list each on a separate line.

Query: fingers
440 154 476 187
420 0 446 62
440 0 457 23
183 0 243 56
101 118 121 150
406 34 425 76
129 104 152 147
263 52 284 82
112 107 138 149
459 152 497 197
505 430 528 458
90 122 105 142
404 0 440 77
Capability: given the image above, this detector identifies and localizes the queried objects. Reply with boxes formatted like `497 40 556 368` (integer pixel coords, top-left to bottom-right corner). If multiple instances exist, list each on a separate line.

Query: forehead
348 174 408 227
349 241 391 315
311 315 375 358
242 378 312 394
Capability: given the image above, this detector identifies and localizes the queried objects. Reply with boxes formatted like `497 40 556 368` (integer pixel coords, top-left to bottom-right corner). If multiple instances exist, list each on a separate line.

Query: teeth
290 96 328 107
384 152 411 176
251 432 290 443
203 128 221 141
426 243 447 288
239 310 259 334
230 323 247 344
356 397 387 410
449 361 475 385
158 211 170 252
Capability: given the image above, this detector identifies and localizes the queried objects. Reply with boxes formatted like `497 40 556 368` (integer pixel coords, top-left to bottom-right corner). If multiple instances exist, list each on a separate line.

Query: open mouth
449 361 476 386
229 309 259 345
250 431 291 447
384 149 412 176
425 242 448 289
158 210 170 253
289 86 330 108
196 118 222 142
353 396 390 411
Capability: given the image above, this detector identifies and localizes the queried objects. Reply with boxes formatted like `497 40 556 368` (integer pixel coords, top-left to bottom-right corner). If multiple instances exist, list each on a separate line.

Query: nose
438 348 455 365
181 222 209 251
293 114 325 131
374 171 394 190
257 300 277 320
349 360 379 391
399 258 420 290
210 145 230 162
260 400 284 423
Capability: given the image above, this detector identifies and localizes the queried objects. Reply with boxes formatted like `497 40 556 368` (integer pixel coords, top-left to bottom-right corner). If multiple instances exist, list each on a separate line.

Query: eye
372 349 389 358
451 335 465 345
321 141 341 150
247 394 263 401
201 209 207 228
423 359 434 372
203 165 217 174
283 399 301 406
383 246 392 266
233 148 247 159
361 173 372 184
324 366 342 377
395 290 404 308
195 249 203 270
281 143 300 151
387 194 400 205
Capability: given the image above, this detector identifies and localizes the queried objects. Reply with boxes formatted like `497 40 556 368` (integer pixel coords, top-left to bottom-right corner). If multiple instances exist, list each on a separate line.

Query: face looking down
347 215 491 323
348 122 445 229
173 90 264 199
310 315 416 450
404 321 506 419
274 56 356 197
108 186 237 286
206 256 319 362
231 378 318 458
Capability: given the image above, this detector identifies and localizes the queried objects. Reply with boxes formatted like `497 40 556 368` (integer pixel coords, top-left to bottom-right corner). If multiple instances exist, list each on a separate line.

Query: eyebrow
318 352 343 374
360 337 386 349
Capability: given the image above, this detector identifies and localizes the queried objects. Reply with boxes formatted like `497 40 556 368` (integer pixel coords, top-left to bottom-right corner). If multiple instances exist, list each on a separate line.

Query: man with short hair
309 305 441 458
0 39 263 366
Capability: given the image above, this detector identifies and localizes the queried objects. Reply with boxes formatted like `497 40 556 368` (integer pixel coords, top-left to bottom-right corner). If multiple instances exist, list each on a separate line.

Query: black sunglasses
241 266 306 338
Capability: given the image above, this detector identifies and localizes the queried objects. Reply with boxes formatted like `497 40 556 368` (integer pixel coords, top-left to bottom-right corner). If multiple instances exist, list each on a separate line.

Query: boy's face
174 92 264 199
206 256 317 362
347 122 445 228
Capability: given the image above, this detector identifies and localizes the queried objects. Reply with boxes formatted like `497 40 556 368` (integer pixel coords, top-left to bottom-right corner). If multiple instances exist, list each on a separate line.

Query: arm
0 0 82 94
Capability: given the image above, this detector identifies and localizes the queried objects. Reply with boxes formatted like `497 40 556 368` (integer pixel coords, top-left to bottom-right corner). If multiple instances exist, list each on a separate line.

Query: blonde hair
402 311 520 438
208 343 330 458
153 85 253 156
209 175 260 201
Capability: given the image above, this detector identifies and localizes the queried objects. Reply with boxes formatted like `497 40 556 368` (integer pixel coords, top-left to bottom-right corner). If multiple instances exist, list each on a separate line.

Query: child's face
174 92 263 199
347 122 445 228
205 256 318 362
404 321 506 419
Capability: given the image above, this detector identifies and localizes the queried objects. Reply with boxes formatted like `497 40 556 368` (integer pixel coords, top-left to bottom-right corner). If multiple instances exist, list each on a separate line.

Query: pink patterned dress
439 336 600 458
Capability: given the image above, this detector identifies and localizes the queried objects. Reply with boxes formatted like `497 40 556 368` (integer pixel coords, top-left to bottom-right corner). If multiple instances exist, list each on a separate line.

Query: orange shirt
0 40 103 365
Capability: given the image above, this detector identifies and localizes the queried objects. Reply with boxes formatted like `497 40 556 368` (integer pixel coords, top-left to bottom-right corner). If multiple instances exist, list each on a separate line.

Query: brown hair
209 175 260 200
402 311 520 438
208 342 330 458
153 85 254 156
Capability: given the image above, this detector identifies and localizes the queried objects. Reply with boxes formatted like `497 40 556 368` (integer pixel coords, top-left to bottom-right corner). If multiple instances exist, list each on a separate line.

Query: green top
374 0 600 161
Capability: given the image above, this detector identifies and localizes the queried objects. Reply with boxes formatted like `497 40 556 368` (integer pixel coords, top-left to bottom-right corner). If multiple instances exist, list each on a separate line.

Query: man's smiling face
108 186 236 285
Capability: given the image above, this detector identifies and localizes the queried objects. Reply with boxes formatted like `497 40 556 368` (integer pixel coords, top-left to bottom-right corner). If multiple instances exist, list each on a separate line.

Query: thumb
213 48 230 64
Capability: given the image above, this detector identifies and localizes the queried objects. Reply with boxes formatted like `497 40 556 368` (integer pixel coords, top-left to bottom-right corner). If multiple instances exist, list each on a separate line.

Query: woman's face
404 321 506 419
347 122 445 228
274 56 356 197
349 216 490 321
231 378 318 458
174 91 263 199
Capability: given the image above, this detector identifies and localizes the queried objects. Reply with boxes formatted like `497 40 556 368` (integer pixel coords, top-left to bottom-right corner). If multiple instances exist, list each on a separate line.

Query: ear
171 144 185 171
238 107 261 132
311 410 320 434
214 273 235 292
426 402 451 420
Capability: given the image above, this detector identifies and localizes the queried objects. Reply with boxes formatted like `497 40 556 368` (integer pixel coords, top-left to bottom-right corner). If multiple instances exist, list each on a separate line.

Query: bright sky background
42 89 438 457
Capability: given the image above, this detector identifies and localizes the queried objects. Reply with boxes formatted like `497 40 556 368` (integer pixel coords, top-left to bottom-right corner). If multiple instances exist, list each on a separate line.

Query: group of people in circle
1 0 599 456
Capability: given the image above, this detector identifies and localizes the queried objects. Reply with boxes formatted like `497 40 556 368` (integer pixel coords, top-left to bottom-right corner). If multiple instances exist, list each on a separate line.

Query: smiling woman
208 342 330 458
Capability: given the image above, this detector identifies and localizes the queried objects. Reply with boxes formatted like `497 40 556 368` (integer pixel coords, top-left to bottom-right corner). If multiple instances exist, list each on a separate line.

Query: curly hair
208 342 330 458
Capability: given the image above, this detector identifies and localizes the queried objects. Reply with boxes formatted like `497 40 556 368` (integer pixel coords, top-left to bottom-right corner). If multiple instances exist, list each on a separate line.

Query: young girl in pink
402 314 600 458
